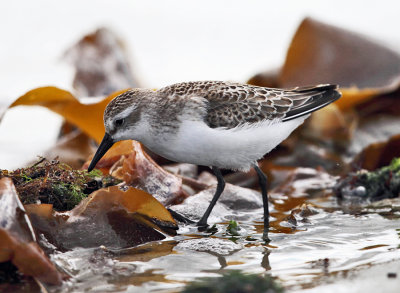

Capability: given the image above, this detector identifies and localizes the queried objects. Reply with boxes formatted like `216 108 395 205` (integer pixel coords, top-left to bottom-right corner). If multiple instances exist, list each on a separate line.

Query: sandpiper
88 81 341 240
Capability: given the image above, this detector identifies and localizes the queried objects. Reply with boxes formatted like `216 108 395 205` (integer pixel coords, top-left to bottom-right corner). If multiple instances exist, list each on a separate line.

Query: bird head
87 88 153 172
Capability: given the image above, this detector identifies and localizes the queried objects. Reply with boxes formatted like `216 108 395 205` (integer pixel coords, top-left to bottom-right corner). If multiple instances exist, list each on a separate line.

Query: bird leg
197 167 225 227
253 164 270 241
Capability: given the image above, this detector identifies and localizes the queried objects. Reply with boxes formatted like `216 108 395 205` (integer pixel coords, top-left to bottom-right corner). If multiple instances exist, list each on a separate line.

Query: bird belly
146 117 308 171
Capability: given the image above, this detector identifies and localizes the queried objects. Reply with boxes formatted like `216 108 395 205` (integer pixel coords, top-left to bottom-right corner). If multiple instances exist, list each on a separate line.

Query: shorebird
88 81 341 240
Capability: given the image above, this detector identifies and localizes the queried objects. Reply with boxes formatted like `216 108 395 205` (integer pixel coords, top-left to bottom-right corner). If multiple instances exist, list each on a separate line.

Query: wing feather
158 81 341 128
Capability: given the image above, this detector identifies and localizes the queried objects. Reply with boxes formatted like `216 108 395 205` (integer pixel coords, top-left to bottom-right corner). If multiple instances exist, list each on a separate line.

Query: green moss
362 158 400 200
390 158 400 171
182 271 284 293
52 182 88 210
226 220 241 236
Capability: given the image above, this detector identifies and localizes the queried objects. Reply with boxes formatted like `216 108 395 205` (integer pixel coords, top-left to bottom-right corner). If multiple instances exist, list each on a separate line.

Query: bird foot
262 231 271 243
196 221 209 232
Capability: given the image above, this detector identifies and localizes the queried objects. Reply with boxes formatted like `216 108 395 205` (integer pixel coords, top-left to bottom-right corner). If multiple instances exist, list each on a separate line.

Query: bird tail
282 84 342 122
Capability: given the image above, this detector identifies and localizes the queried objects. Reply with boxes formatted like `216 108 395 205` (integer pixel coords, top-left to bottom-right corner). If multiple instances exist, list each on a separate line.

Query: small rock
176 238 242 256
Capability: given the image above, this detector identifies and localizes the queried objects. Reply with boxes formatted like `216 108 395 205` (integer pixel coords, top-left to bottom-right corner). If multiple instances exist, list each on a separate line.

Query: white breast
147 116 308 172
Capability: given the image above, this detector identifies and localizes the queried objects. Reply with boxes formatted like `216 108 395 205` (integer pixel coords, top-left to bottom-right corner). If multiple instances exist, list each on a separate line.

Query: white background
1 0 400 168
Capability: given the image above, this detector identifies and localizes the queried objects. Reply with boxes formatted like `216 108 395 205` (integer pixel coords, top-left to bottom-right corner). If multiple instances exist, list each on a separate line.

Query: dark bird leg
253 164 270 241
197 167 225 227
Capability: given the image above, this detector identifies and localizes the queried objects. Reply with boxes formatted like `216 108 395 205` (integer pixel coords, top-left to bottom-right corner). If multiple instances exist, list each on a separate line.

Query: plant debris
0 158 120 211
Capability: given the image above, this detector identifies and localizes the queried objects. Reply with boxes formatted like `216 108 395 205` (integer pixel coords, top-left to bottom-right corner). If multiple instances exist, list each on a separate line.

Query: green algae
226 220 241 236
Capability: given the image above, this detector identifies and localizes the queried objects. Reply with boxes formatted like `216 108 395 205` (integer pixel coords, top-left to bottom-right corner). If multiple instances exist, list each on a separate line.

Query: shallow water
48 189 400 292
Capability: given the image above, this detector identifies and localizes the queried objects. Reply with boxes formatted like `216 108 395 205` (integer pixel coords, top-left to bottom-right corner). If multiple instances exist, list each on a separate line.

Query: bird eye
114 118 125 127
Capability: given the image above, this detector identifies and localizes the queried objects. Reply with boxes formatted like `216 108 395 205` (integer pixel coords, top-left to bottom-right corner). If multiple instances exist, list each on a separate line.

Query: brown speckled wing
159 81 340 129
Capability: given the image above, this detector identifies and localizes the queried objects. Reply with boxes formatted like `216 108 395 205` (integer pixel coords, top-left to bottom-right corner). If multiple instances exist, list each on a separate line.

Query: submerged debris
0 158 120 211
182 271 284 293
334 158 400 201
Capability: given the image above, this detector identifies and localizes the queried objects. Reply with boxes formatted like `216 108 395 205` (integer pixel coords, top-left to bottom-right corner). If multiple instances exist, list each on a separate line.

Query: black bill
88 133 115 172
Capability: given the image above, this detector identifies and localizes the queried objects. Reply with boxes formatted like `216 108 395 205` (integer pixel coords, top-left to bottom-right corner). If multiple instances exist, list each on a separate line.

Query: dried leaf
355 89 400 117
347 113 400 160
9 87 126 143
246 68 280 88
24 204 53 219
111 141 188 206
280 17 400 88
336 88 384 111
65 27 140 97
82 140 135 174
352 134 400 171
0 178 63 285
280 18 400 110
27 185 177 250
248 18 400 111
305 103 357 142
72 185 176 227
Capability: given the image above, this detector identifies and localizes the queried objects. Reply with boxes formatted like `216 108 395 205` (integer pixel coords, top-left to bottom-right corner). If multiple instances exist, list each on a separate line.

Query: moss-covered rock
334 158 400 201
0 159 120 211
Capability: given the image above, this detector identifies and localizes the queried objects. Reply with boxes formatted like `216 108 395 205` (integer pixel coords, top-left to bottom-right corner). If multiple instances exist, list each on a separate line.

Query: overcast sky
1 0 400 101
